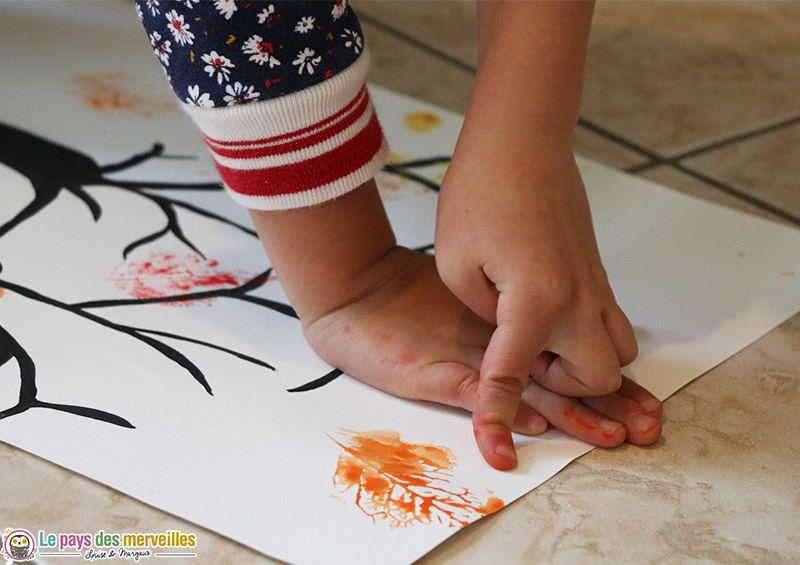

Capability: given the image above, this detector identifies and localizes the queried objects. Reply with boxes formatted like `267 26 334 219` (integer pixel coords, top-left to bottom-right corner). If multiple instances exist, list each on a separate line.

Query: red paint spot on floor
109 251 253 306
329 429 504 528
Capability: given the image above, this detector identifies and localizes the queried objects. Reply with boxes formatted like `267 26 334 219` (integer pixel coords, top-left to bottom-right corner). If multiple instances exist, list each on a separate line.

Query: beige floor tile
585 1 800 157
353 0 478 70
363 20 475 115
681 122 800 222
636 165 795 228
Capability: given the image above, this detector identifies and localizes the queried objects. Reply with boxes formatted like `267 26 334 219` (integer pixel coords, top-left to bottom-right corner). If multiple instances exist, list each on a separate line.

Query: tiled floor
3 2 798 563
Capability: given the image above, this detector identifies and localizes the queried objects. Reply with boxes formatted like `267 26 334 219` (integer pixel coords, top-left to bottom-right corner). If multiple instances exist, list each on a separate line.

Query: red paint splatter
330 429 504 528
109 252 254 307
71 73 175 117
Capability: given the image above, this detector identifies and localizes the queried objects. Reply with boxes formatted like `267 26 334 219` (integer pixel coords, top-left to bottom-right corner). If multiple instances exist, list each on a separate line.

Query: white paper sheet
1 3 799 564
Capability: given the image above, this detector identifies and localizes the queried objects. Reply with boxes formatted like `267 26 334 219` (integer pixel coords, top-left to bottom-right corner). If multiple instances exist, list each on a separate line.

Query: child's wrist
248 179 397 322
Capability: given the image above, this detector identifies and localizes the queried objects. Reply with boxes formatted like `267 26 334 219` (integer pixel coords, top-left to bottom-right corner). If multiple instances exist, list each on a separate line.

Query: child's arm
436 1 641 468
136 1 661 470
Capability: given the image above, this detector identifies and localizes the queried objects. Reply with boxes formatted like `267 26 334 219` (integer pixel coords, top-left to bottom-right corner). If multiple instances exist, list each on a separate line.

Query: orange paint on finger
563 411 616 440
329 429 504 528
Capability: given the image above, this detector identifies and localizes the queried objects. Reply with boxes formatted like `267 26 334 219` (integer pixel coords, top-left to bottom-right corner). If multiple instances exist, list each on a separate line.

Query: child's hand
435 137 640 469
303 247 661 466
249 180 656 470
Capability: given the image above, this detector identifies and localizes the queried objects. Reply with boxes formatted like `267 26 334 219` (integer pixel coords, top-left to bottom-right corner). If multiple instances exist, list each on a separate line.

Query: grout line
359 13 478 74
671 163 800 227
668 114 800 162
626 160 662 174
576 117 664 162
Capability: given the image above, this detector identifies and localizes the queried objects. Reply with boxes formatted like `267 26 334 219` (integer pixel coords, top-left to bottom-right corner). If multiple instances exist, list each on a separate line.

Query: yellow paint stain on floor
404 112 442 133
387 151 407 164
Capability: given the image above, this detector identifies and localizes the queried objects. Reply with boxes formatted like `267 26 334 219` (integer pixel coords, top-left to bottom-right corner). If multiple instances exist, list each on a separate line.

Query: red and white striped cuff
182 51 388 210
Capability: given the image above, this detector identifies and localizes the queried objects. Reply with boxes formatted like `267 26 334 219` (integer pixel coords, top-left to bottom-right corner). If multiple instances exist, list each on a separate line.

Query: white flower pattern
242 35 281 68
214 0 237 20
340 28 362 54
331 0 347 20
294 16 315 34
149 31 172 66
145 0 160 17
201 51 235 84
292 48 321 75
257 4 276 24
186 85 215 107
138 1 364 108
223 82 261 105
165 9 195 46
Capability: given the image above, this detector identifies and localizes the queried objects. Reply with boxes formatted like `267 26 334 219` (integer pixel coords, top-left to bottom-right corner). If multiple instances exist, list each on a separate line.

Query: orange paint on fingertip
329 429 504 528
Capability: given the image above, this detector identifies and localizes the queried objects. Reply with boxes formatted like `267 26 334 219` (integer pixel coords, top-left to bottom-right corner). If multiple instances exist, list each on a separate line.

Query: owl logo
1 528 36 562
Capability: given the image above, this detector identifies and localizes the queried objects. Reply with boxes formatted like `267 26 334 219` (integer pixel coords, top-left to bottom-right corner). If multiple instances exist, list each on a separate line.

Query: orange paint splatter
0 287 4 298
109 252 255 306
329 429 504 528
779 271 794 277
404 112 442 133
71 73 176 117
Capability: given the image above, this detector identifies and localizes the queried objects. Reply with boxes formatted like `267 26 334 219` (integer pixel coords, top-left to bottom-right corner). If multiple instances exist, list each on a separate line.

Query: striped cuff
182 51 388 210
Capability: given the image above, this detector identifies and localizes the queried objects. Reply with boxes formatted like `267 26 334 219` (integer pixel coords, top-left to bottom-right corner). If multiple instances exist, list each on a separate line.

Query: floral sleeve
135 0 388 210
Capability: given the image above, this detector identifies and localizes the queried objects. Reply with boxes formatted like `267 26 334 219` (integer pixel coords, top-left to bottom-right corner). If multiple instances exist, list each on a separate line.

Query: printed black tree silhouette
0 122 448 428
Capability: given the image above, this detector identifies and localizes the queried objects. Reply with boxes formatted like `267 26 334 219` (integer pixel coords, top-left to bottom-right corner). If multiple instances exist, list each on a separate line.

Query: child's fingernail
494 442 517 465
633 413 660 434
599 418 622 435
525 414 548 436
641 397 662 414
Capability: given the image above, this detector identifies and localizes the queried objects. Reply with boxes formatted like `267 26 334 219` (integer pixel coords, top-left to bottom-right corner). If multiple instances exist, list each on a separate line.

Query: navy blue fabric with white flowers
135 0 364 108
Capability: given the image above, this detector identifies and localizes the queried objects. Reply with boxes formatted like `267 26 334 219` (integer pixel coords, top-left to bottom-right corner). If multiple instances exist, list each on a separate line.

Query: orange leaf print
329 429 504 528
